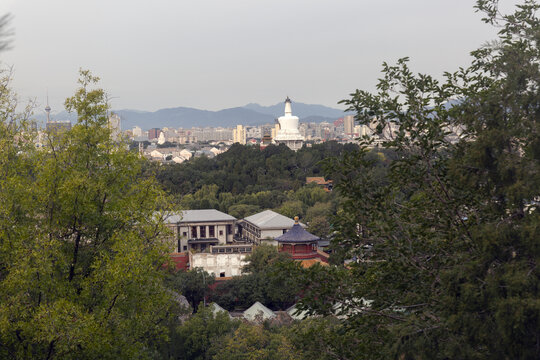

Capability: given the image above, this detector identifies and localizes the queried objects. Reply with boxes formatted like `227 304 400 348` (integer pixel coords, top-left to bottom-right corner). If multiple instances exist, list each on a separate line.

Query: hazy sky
0 0 519 113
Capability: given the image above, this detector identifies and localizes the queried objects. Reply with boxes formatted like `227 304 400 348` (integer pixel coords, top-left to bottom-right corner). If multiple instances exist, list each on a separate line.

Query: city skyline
0 0 519 114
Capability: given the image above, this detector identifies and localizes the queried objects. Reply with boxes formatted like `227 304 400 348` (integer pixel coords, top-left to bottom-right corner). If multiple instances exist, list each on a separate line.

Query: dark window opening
220 272 226 278
200 226 206 238
191 226 197 238
219 230 223 236
209 225 215 237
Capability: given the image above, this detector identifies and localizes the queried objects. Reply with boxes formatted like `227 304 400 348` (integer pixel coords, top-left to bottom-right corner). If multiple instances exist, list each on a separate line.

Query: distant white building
344 115 355 136
271 123 280 140
274 97 304 151
233 125 246 145
172 156 187 164
108 114 121 141
150 149 165 160
157 131 166 145
180 149 193 160
132 125 143 137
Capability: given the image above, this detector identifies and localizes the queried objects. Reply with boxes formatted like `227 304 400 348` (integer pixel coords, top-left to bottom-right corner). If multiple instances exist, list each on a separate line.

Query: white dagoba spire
284 96 292 116
274 96 305 151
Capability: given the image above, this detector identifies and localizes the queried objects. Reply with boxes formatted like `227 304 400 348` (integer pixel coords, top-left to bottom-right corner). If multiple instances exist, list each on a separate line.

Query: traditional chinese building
275 216 322 261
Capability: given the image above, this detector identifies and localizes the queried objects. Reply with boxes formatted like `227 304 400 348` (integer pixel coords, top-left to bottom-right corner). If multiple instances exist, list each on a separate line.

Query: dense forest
148 142 391 237
151 141 359 195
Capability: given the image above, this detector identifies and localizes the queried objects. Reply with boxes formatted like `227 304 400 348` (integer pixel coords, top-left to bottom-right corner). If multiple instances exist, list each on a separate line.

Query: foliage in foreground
298 1 540 358
163 304 353 360
0 70 177 359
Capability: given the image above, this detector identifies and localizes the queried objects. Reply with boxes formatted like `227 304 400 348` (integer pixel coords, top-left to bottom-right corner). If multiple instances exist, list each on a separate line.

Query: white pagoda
274 97 304 151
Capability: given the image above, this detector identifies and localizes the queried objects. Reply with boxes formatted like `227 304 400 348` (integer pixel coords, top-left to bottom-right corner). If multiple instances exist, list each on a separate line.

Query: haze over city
0 0 519 114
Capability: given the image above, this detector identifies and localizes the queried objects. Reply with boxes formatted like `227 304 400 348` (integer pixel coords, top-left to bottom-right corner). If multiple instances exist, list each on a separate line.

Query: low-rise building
165 209 237 252
275 216 329 267
243 301 276 322
190 244 252 277
306 177 333 191
238 210 301 246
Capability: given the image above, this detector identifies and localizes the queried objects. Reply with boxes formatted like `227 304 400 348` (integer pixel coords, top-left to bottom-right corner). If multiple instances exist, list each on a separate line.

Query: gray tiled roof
164 209 236 224
243 210 298 229
243 301 276 321
275 223 319 243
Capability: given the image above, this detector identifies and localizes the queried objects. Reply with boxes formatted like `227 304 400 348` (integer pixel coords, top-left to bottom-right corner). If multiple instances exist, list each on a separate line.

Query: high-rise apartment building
233 125 246 145
132 126 143 137
344 115 355 135
148 128 162 140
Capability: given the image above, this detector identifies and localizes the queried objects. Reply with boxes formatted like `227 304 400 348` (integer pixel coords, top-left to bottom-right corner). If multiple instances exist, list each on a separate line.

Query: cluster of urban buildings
35 97 379 161
128 99 374 162
164 208 330 279
37 97 465 163
130 98 382 164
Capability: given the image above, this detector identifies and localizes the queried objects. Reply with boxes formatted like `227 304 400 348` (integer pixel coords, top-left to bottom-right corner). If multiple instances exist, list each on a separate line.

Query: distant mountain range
31 101 351 130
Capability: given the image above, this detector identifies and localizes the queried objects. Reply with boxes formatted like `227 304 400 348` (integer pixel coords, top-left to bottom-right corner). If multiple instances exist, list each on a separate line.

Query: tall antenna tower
45 90 51 123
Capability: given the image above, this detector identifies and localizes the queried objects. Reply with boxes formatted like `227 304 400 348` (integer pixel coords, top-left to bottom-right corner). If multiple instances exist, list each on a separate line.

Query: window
219 230 223 236
283 229 287 234
200 226 206 238
183 245 187 251
209 225 215 237
191 226 197 238
182 232 187 237
227 224 232 235
220 272 225 278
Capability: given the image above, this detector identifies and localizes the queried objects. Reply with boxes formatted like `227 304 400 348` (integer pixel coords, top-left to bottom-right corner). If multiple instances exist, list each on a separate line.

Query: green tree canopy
0 70 176 359
299 1 540 358
210 323 300 360
168 268 215 311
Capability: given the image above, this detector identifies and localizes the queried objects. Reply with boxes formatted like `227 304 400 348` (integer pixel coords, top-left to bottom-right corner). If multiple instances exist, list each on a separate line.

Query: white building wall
191 253 248 277
177 222 234 251
260 229 287 243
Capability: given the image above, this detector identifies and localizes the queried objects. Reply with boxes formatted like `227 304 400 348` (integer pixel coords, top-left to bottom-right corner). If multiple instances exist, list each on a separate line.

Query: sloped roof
164 209 236 224
306 176 328 185
300 258 329 268
243 210 297 229
275 223 319 243
286 304 310 321
210 303 231 318
243 301 276 321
